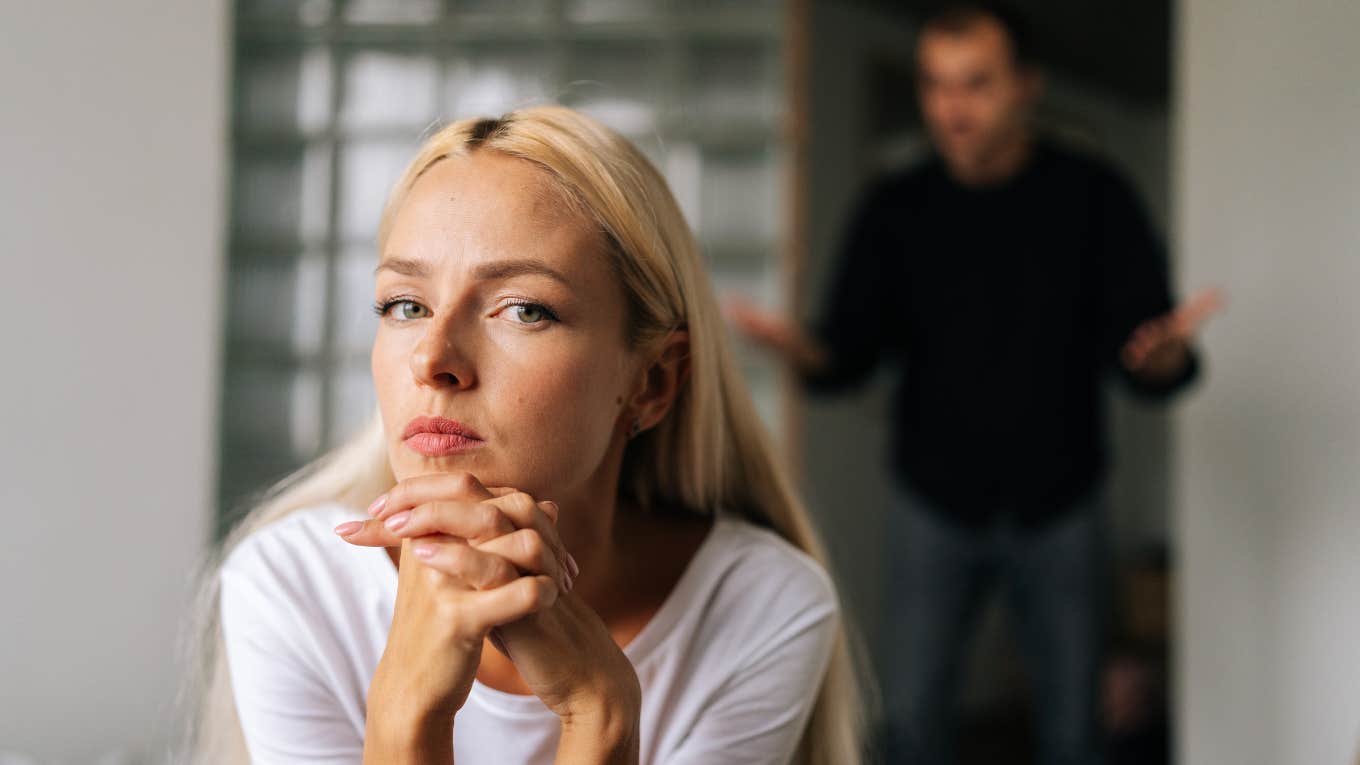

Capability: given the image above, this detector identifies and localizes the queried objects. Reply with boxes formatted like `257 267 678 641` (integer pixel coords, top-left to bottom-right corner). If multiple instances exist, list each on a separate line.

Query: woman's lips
405 432 483 456
402 416 485 456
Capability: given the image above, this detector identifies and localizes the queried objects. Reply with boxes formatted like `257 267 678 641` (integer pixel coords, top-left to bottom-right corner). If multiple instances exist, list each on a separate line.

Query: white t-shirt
219 501 840 764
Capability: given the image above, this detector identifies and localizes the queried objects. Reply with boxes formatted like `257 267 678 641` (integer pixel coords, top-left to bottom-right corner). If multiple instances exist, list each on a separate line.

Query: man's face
916 18 1037 176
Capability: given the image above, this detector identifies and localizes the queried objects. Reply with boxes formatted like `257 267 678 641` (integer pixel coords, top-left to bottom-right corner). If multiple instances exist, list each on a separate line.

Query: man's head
915 2 1042 181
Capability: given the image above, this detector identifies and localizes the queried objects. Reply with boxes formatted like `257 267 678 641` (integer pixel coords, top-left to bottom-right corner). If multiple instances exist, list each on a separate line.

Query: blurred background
1 0 1357 763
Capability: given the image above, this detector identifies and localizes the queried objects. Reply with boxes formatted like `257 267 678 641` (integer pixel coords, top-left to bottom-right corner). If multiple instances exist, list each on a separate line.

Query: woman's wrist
557 697 641 765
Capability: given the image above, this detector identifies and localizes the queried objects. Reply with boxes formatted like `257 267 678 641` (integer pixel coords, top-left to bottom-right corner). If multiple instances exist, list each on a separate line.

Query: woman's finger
409 534 524 591
389 499 517 542
463 528 571 593
461 575 560 633
334 517 401 547
335 497 512 547
481 492 571 576
393 496 571 585
370 471 495 520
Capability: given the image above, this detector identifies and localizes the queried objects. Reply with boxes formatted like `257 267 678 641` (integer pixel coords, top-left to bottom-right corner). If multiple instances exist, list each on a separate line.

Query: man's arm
1119 288 1222 389
723 298 831 379
726 178 899 394
1094 164 1217 397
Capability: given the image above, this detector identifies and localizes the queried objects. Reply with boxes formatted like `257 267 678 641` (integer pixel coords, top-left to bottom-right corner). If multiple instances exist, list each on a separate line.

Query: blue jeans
881 486 1107 765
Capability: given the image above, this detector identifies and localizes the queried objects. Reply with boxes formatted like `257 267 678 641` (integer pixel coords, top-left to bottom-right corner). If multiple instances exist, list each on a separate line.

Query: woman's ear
628 329 691 435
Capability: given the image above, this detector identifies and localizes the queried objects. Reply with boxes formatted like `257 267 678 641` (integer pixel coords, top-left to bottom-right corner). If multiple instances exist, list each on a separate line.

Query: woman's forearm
363 703 455 764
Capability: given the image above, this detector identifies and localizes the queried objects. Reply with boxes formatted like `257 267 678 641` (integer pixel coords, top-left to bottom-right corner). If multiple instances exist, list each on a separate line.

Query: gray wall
0 2 228 762
799 0 913 715
1175 0 1360 763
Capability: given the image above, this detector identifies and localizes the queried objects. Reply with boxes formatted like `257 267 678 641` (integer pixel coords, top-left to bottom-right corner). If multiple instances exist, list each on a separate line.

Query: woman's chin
390 452 495 481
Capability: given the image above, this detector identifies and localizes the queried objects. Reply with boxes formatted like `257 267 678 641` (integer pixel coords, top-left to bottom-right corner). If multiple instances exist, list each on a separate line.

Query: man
726 3 1220 764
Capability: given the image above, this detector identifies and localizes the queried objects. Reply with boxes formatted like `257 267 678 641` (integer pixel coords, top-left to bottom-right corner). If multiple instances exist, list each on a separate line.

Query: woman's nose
408 316 476 390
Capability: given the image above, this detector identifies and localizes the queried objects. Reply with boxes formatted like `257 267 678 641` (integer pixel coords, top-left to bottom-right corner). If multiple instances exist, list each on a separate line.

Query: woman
183 106 867 764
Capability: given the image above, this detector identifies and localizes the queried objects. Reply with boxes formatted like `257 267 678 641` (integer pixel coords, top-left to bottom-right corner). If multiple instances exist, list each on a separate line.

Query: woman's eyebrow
471 258 571 286
373 257 429 278
374 256 571 286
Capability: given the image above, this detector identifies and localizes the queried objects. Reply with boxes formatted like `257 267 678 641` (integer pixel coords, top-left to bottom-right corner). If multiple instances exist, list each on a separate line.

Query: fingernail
413 542 435 560
564 572 574 593
566 553 580 578
368 493 387 517
384 510 411 532
542 500 560 518
334 521 363 536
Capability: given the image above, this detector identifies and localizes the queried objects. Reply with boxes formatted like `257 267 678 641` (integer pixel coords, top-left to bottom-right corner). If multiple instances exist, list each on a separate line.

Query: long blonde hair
177 105 871 764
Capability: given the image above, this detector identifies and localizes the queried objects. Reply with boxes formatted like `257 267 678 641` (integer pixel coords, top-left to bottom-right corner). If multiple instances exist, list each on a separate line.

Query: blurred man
726 2 1220 764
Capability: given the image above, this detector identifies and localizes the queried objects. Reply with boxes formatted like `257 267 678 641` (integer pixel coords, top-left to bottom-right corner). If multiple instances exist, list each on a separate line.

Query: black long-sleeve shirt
802 137 1200 530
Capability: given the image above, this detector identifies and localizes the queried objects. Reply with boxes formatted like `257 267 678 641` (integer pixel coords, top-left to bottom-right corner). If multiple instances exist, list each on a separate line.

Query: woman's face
371 150 636 501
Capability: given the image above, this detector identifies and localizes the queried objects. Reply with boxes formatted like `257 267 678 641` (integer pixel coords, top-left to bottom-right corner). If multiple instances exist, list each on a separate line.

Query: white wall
1175 0 1360 763
0 2 228 762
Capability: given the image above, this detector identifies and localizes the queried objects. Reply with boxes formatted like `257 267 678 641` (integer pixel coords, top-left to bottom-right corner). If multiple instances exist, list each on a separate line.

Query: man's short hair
919 1 1037 69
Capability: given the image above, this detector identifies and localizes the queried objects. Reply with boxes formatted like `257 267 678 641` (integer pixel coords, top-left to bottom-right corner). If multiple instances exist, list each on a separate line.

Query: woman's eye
376 299 429 320
506 303 556 325
397 302 429 320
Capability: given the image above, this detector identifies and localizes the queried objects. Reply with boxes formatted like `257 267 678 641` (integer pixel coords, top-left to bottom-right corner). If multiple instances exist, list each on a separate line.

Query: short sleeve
219 543 365 764
662 567 840 764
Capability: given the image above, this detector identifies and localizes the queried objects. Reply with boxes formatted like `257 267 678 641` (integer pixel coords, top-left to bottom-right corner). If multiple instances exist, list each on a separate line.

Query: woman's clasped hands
334 471 642 761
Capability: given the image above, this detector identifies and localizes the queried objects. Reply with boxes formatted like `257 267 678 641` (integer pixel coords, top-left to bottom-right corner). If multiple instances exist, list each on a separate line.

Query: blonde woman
183 106 868 764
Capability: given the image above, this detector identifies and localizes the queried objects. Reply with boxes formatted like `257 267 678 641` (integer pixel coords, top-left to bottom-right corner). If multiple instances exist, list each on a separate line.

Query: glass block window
220 0 789 534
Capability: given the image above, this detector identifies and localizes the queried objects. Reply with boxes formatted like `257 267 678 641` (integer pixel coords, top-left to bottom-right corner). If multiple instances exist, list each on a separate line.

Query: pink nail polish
566 553 580 578
413 543 435 560
334 521 362 536
367 493 388 517
384 510 411 532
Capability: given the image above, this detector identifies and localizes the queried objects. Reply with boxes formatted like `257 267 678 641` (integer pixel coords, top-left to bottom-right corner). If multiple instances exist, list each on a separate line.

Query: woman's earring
629 416 642 440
